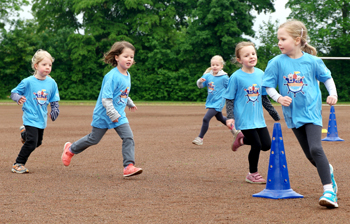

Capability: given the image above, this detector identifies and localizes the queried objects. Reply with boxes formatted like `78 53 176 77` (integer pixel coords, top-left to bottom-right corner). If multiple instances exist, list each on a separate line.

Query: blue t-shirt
11 76 60 129
91 67 131 129
201 72 229 112
224 68 267 130
263 53 332 129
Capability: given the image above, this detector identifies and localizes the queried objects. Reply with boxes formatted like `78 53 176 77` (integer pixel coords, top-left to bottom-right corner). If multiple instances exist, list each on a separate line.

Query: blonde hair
104 41 136 67
232 42 256 65
31 49 54 74
204 55 225 74
279 20 317 56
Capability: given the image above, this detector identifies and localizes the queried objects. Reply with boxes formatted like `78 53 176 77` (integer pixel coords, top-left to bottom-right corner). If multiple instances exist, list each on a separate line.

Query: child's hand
226 119 234 129
277 96 292 106
129 105 138 112
112 118 119 123
199 78 206 82
17 96 26 105
326 95 337 106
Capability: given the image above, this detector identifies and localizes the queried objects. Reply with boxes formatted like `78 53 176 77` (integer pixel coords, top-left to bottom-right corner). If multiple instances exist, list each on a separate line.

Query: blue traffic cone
253 123 303 199
322 106 344 141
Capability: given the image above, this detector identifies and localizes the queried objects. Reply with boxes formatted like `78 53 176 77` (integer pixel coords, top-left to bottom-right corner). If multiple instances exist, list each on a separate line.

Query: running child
61 41 143 177
263 20 338 208
192 55 241 146
10 49 60 173
225 42 280 183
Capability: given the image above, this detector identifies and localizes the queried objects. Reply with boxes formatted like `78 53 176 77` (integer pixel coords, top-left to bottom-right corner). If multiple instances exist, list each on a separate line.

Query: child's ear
34 63 38 70
295 37 301 45
114 55 119 63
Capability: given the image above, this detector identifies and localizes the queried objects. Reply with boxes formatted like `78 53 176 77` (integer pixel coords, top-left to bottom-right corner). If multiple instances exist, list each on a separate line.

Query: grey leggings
70 123 135 167
292 123 331 185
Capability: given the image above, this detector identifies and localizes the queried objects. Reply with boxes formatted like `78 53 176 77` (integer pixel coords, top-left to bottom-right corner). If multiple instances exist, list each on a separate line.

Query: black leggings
241 127 271 173
15 126 44 164
199 108 226 138
292 124 331 185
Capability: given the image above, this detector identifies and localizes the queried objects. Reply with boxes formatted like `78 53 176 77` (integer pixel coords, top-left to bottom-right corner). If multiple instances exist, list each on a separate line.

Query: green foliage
287 0 350 102
5 0 350 103
0 0 29 30
255 19 281 71
0 20 38 98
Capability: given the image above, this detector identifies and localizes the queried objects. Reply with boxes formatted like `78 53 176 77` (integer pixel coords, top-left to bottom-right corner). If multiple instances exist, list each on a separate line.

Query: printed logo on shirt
34 89 48 106
283 71 308 97
244 84 260 104
208 82 215 94
118 87 129 104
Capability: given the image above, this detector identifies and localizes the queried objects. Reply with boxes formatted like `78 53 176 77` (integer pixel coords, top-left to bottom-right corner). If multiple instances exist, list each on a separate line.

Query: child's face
210 58 224 75
34 57 52 78
237 46 257 68
115 47 135 72
277 28 299 56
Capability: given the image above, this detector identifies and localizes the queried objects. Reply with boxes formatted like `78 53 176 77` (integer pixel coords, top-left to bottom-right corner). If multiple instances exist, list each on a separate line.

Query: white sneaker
192 137 203 145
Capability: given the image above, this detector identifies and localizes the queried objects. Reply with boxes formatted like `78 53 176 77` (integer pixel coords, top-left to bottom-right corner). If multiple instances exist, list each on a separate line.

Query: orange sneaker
12 163 29 174
62 142 74 166
123 164 143 177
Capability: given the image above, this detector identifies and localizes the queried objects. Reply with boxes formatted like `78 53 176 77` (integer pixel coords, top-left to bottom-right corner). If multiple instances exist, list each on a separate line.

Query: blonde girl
62 41 142 177
263 20 338 208
192 55 240 146
10 49 60 173
225 42 280 183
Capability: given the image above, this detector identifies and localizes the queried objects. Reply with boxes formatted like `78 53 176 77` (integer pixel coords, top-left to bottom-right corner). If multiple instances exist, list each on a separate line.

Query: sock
323 184 334 197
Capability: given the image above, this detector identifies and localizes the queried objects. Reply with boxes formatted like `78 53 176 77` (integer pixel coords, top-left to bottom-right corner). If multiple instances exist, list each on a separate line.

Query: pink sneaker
62 142 74 166
123 164 143 177
232 132 244 151
245 172 266 184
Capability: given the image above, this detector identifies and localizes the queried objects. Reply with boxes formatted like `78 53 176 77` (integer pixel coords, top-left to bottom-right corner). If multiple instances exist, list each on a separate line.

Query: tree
0 0 28 30
255 18 281 71
287 0 350 101
286 0 350 54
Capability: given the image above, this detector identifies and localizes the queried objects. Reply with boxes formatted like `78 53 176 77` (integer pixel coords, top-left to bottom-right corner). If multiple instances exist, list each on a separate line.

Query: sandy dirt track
0 104 349 223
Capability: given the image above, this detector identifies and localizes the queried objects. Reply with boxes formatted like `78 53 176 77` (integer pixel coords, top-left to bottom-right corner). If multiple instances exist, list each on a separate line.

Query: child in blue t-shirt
61 41 142 178
263 20 339 208
11 50 60 173
225 42 280 184
192 55 241 146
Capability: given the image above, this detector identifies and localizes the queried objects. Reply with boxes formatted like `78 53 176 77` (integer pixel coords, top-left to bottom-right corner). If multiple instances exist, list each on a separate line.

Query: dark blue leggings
241 127 271 173
199 108 227 138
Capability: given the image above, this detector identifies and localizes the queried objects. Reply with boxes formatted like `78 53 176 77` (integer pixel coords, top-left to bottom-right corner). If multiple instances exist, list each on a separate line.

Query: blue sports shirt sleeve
262 58 279 88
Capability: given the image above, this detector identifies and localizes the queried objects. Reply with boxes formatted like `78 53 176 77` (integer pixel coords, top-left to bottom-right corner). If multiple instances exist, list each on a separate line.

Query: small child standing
225 42 280 183
263 20 338 208
192 55 240 146
10 50 60 173
61 41 142 177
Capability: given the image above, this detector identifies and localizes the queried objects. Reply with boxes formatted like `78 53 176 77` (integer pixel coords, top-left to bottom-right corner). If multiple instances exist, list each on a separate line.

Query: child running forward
225 42 280 183
61 41 142 177
192 55 241 146
262 20 339 208
10 50 60 173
